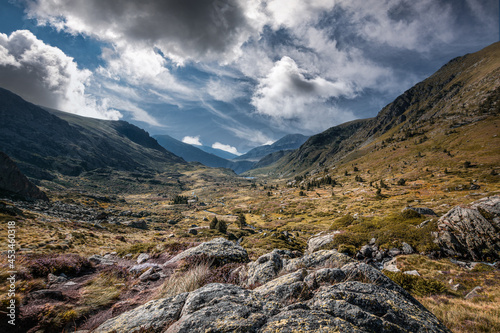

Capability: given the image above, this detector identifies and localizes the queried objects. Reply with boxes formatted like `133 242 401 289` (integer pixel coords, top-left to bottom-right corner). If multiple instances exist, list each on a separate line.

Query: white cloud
212 142 240 155
182 136 203 146
0 30 121 120
251 56 355 130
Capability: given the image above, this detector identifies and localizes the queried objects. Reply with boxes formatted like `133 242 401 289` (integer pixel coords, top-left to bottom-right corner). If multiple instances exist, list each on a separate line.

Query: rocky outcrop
96 247 450 333
164 237 249 266
434 196 500 260
307 232 340 253
0 151 48 201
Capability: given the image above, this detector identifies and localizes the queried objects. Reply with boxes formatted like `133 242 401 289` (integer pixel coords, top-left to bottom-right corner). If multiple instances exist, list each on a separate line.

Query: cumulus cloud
212 142 240 155
182 136 203 146
251 56 355 130
0 30 121 120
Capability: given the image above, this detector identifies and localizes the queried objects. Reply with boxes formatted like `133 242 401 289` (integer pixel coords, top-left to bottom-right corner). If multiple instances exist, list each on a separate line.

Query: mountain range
153 133 309 174
248 41 500 178
0 88 185 180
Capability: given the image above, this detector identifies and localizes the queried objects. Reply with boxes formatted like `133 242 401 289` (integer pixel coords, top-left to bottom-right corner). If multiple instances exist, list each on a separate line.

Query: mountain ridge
0 88 186 180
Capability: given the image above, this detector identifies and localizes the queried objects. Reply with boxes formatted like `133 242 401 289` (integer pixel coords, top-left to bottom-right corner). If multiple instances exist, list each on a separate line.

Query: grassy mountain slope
0 88 185 180
252 42 500 179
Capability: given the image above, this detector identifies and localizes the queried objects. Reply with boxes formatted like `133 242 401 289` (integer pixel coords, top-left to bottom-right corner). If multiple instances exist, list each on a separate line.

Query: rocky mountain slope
252 42 500 177
0 151 48 201
235 134 309 162
0 88 185 180
154 134 253 174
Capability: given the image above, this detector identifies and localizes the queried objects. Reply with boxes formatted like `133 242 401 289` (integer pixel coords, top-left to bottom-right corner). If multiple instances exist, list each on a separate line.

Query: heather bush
21 254 92 278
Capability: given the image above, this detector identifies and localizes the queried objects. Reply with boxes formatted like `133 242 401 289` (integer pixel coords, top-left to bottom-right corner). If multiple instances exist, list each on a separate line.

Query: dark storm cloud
0 30 121 120
23 0 256 62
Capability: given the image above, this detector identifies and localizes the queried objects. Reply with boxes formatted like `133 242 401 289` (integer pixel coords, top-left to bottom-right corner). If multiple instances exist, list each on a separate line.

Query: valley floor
0 165 499 332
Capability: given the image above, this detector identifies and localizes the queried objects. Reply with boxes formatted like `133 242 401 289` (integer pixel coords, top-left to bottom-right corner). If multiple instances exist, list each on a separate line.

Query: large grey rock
307 232 340 253
95 248 450 333
283 249 355 271
93 293 188 333
434 196 500 260
165 237 249 266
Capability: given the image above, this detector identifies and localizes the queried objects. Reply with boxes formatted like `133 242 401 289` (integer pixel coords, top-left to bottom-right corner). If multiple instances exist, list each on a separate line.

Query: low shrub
21 254 92 278
384 271 448 296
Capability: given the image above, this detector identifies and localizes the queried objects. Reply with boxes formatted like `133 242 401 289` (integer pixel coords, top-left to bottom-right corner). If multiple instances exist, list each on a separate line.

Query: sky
0 0 498 154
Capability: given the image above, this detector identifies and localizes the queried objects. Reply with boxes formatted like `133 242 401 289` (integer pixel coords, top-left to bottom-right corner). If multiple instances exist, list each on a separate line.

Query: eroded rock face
434 196 500 260
96 248 450 333
0 151 48 201
165 237 249 266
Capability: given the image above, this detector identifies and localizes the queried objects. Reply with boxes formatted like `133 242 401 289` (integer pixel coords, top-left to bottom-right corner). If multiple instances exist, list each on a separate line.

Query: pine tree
237 213 246 229
209 216 218 229
216 219 227 234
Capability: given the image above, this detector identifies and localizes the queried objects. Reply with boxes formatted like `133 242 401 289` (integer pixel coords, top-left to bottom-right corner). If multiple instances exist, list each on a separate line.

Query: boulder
402 242 414 255
434 196 500 260
137 253 150 264
123 220 148 230
88 254 116 266
165 238 249 266
95 254 450 333
403 206 437 216
307 232 340 253
93 293 188 333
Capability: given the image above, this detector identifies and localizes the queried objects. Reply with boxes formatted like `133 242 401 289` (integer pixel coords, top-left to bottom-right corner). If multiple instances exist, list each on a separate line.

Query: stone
93 293 188 333
465 286 483 300
307 231 340 253
434 196 500 260
137 253 150 264
88 254 116 266
383 258 400 273
129 263 161 274
402 242 414 255
451 283 462 291
359 244 373 258
241 249 284 287
164 237 249 266
95 248 450 333
404 270 421 276
139 267 161 282
388 248 401 257
188 228 198 235
123 220 148 230
403 206 437 216
48 273 67 284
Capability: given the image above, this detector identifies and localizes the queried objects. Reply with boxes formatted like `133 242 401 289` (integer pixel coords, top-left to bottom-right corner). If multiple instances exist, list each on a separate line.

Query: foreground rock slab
96 242 450 333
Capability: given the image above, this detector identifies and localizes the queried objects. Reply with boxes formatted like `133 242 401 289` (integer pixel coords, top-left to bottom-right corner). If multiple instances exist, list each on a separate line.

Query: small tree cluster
209 217 227 234
172 195 188 204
